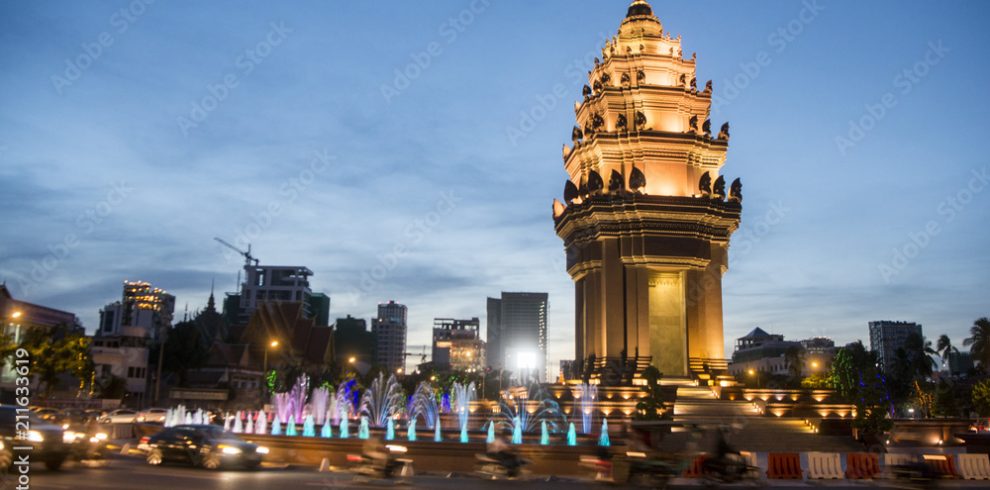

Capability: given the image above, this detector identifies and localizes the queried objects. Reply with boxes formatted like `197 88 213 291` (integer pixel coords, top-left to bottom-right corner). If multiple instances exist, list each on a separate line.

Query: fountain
184 412 193 425
339 411 349 439
576 383 598 434
598 418 610 447
358 416 370 440
409 382 440 429
359 373 405 428
567 422 577 446
232 413 243 433
271 415 282 436
246 413 254 434
311 386 330 425
288 375 309 421
286 415 298 436
486 421 495 443
407 418 417 441
386 418 395 441
496 384 566 436
452 382 475 440
540 421 549 445
511 416 522 444
434 416 442 442
256 410 267 435
333 382 355 425
303 415 316 437
321 419 333 438
223 414 231 432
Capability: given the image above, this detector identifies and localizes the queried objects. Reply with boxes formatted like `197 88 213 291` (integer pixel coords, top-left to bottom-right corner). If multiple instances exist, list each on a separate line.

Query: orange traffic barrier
766 452 802 479
682 455 707 478
923 454 957 478
845 452 880 479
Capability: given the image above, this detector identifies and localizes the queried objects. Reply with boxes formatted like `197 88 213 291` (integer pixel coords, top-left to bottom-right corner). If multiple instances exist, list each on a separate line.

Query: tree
972 378 990 417
162 321 209 386
936 334 957 371
830 342 893 439
801 372 832 389
0 333 17 371
19 323 92 398
634 366 668 420
964 317 990 368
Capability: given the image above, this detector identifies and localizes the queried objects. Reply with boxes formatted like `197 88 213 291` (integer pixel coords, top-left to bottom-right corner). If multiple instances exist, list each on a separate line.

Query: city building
334 315 375 365
92 281 175 407
222 263 330 328
869 320 923 374
432 317 485 372
728 328 836 378
99 281 175 341
552 0 742 380
372 301 407 372
0 284 82 400
486 292 548 381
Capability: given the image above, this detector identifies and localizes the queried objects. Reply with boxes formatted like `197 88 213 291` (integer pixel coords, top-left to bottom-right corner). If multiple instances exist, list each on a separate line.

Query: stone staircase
668 384 861 453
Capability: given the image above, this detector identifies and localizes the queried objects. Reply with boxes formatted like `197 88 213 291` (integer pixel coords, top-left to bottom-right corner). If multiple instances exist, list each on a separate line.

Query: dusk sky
1 1 988 374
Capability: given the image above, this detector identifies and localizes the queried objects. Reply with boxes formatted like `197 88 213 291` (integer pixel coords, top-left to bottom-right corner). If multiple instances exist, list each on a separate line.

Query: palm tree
964 317 990 368
936 334 958 371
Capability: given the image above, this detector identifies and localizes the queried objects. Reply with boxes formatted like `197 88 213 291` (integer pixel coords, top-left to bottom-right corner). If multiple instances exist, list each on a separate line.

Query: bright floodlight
516 351 537 371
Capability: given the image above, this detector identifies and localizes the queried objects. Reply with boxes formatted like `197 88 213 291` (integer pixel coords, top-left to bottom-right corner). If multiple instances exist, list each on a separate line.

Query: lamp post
263 340 279 373
747 368 761 388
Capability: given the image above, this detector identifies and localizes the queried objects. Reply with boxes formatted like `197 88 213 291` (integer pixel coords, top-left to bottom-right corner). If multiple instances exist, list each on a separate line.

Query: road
13 457 990 489
7 457 602 490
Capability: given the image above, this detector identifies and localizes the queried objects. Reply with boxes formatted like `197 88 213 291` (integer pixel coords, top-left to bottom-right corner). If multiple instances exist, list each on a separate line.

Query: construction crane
214 237 260 267
403 345 429 365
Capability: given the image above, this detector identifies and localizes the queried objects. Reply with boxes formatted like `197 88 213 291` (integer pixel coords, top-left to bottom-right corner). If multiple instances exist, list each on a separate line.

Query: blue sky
1 1 988 372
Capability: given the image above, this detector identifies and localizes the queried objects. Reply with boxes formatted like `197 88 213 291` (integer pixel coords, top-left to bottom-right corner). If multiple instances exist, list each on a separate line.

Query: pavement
11 454 990 490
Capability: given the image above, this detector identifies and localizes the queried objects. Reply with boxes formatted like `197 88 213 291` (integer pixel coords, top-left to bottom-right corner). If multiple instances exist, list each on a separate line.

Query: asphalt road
13 457 990 490
6 457 602 490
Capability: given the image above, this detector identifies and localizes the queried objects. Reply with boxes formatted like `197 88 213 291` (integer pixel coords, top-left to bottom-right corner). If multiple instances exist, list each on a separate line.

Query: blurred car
136 408 168 424
100 409 138 424
144 424 267 470
30 407 60 423
0 405 70 470
63 421 109 462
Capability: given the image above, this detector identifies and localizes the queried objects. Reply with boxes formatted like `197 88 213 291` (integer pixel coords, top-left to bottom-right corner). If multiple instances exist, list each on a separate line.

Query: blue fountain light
358 416 370 440
540 421 549 445
434 416 442 442
407 418 417 441
302 415 315 437
321 420 333 438
339 417 349 439
386 418 395 440
598 418 610 447
511 416 522 444
567 422 577 446
460 423 468 443
486 421 495 443
271 416 282 436
286 415 298 437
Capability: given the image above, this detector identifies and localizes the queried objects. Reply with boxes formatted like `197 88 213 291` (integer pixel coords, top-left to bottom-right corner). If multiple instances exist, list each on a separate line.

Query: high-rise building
222 264 330 327
486 292 548 381
432 318 484 372
94 281 175 406
552 0 742 380
869 320 923 373
334 315 375 364
99 281 175 341
372 301 407 372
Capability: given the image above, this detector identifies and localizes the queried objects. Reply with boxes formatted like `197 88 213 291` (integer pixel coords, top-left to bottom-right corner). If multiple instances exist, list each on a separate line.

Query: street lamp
263 340 279 373
396 368 403 375
348 356 357 364
6 310 23 344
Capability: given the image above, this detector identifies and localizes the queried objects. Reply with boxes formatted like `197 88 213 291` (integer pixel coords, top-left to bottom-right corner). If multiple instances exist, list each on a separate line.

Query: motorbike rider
485 435 523 475
361 436 390 471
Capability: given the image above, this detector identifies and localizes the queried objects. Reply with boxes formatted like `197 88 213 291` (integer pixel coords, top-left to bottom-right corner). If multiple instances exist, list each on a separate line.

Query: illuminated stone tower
554 0 742 378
